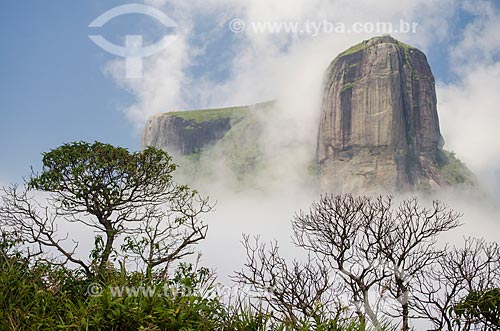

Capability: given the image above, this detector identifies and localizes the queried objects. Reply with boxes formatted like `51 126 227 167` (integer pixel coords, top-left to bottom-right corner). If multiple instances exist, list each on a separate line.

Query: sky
1 0 499 193
1 2 500 323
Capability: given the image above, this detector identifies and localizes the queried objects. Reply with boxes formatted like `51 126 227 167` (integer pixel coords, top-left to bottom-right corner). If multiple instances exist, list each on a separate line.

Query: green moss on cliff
168 102 272 185
416 180 432 192
341 82 356 93
338 37 415 60
339 41 367 57
169 101 274 124
397 40 414 50
215 113 264 180
412 69 419 81
438 150 476 185
170 105 249 123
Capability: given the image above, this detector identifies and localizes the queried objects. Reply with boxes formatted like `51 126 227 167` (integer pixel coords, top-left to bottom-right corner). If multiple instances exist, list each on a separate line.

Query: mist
103 0 500 320
2 1 500 329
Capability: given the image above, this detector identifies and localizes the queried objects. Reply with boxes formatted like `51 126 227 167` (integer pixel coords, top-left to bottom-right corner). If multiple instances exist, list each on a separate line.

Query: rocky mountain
316 35 474 192
143 106 247 155
142 102 272 183
142 36 475 192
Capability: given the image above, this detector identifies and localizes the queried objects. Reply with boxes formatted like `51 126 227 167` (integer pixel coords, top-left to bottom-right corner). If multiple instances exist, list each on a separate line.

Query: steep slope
142 102 273 183
142 105 251 154
317 35 474 192
142 36 474 192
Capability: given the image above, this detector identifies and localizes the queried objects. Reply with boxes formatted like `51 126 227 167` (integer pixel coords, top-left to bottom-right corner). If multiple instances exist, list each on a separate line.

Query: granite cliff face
142 36 474 191
143 111 232 155
142 105 256 155
142 103 271 181
317 35 470 192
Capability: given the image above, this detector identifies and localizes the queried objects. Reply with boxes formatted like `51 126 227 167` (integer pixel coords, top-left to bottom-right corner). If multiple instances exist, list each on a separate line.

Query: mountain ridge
141 36 475 192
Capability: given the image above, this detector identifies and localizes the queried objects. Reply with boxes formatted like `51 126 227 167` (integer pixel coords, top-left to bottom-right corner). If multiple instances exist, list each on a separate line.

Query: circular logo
229 19 246 34
87 283 103 297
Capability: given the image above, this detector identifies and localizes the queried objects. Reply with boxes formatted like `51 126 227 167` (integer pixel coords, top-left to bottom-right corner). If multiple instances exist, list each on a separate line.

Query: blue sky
1 1 499 194
1 2 499 310
0 1 137 180
0 1 241 182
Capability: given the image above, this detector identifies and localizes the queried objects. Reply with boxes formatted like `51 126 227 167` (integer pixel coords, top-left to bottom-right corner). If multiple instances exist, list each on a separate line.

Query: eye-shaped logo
89 4 177 78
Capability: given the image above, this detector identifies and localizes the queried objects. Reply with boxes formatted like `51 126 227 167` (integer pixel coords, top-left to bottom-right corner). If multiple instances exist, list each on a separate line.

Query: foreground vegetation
0 142 498 330
0 246 380 330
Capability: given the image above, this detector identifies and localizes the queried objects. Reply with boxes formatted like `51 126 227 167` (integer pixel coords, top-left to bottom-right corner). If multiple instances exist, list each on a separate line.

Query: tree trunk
402 290 409 331
98 225 115 277
364 290 382 331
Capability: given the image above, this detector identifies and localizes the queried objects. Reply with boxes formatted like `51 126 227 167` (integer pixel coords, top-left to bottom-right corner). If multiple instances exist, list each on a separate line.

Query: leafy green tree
453 288 500 329
0 141 212 279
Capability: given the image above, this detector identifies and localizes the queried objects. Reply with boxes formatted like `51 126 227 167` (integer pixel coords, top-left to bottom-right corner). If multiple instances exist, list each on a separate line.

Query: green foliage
0 230 222 331
81 264 224 331
172 106 269 187
337 37 414 60
169 101 274 124
412 69 419 81
340 82 356 93
20 141 208 279
415 180 432 192
0 232 398 330
452 288 500 328
437 149 476 186
1 140 481 330
215 112 264 181
397 41 414 50
29 142 178 205
0 255 82 330
307 160 320 178
170 105 249 123
338 41 367 57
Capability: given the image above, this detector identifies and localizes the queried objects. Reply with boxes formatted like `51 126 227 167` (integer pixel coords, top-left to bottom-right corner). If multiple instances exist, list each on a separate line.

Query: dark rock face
142 103 274 157
142 115 233 155
317 35 448 192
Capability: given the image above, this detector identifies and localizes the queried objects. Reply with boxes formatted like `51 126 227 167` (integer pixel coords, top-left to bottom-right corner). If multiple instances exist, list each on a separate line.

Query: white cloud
438 64 500 173
450 0 500 69
143 0 168 9
112 0 461 131
104 0 500 293
438 1 500 193
103 1 500 189
105 28 191 128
